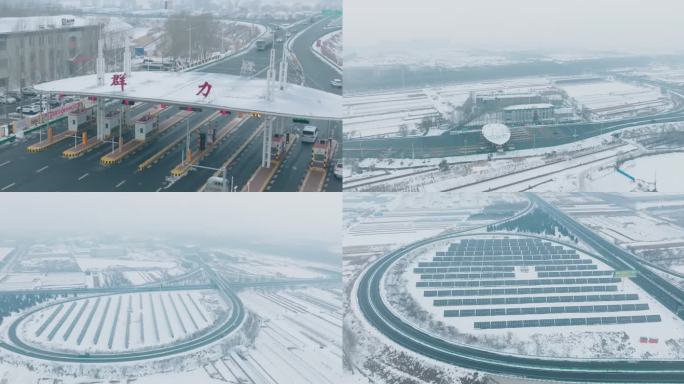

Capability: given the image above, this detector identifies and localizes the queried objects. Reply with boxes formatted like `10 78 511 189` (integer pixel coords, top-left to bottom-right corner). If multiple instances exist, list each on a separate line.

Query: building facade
0 16 100 91
503 103 554 125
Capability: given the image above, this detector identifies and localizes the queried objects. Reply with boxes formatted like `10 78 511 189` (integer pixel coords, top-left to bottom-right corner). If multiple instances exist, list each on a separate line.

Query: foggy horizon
345 0 684 55
0 193 341 259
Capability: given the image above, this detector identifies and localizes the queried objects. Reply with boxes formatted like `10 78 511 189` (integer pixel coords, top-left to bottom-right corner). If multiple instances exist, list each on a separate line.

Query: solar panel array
413 238 662 330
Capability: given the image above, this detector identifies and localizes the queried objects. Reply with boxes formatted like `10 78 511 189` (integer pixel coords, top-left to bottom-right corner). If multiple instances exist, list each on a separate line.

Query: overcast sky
1 193 340 254
345 0 684 54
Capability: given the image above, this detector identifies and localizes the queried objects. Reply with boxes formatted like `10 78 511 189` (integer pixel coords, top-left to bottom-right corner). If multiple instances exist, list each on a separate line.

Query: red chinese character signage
111 74 127 91
196 81 212 98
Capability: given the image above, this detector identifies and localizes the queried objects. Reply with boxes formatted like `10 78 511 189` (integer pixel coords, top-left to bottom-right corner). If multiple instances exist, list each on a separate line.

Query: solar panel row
423 285 619 297
437 250 576 256
414 266 516 273
420 273 516 280
445 303 649 317
433 294 639 307
535 265 598 271
417 259 593 267
433 255 580 262
474 315 661 329
537 270 614 278
416 277 621 288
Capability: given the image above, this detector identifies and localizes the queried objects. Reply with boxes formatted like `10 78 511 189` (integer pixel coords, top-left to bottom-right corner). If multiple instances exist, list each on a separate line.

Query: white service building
503 103 554 124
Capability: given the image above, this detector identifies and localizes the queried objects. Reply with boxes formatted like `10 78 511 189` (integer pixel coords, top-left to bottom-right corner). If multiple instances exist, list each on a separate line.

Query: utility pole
188 22 193 67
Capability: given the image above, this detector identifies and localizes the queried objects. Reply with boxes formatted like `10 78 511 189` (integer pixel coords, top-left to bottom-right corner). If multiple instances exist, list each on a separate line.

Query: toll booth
271 134 285 160
311 139 331 168
134 113 158 141
103 110 120 137
199 132 207 151
67 109 91 132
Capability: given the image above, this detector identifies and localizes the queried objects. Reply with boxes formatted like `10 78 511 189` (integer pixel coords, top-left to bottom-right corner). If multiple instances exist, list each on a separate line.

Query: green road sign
293 118 310 124
614 270 638 278
322 9 342 17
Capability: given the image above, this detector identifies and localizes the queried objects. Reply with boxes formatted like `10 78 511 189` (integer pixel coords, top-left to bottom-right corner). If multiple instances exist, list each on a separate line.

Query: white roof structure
503 103 554 111
482 123 511 145
34 71 342 120
0 15 95 34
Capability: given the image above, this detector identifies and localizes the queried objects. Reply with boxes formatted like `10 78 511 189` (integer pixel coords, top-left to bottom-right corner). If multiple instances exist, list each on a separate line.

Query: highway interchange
0 260 338 363
355 194 684 382
0 16 341 192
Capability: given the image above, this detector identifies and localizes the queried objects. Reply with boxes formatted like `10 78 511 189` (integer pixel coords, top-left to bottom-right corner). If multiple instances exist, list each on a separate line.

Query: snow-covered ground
346 122 684 193
557 80 670 120
18 290 223 353
74 257 178 271
584 152 684 192
344 76 670 138
0 272 87 290
0 248 13 263
344 77 552 139
345 48 631 70
213 249 331 279
222 288 341 384
313 29 342 68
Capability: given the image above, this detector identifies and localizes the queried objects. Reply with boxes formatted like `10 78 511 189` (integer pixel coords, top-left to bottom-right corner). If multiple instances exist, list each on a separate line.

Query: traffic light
122 99 135 106
179 106 203 112
292 117 310 124
251 112 262 118
220 110 231 115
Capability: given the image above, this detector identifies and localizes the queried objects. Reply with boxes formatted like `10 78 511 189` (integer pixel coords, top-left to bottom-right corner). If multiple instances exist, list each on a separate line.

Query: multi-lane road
0 16 341 192
355 194 684 382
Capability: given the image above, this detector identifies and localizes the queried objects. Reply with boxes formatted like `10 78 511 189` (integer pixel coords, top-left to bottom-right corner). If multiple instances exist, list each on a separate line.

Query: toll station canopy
34 71 342 120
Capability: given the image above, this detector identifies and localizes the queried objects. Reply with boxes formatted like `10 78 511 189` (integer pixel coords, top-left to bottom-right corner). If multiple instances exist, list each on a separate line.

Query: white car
330 78 342 88
0 96 17 104
21 104 41 115
334 161 343 179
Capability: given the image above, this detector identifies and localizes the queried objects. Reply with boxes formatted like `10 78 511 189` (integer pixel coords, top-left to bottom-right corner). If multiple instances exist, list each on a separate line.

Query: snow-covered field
584 152 684 192
0 272 87 290
0 248 13 263
346 121 684 192
221 288 341 384
74 257 178 271
557 80 670 120
214 249 330 279
344 77 551 138
18 290 223 353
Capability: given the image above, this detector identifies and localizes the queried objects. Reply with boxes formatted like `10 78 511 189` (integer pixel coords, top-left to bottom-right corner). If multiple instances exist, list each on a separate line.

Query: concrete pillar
96 97 105 140
261 118 273 168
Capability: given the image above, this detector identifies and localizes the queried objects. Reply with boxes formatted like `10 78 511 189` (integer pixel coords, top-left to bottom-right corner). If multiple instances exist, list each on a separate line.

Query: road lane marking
115 180 126 188
36 165 49 173
1 182 15 191
78 173 89 181
0 160 10 167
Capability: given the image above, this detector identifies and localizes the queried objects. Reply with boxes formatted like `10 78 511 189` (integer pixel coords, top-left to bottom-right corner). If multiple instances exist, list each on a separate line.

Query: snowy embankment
312 28 342 73
347 121 684 192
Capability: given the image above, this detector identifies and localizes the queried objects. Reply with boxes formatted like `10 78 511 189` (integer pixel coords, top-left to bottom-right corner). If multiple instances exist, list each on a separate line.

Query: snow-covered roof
0 15 97 34
34 71 342 120
503 103 554 111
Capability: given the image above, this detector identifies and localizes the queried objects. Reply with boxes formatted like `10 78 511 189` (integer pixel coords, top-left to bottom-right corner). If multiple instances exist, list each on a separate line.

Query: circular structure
356 231 684 382
1 285 245 363
16 291 219 354
481 123 511 146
